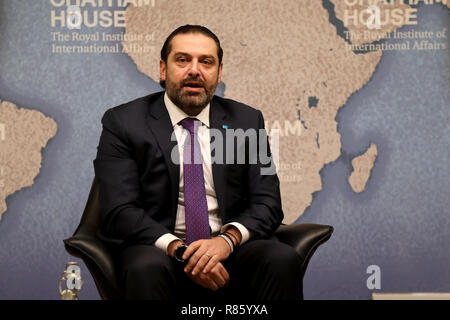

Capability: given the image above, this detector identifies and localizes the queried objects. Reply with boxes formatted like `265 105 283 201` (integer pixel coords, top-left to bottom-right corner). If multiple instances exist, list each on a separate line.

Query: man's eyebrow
199 54 216 60
173 52 191 57
173 52 216 61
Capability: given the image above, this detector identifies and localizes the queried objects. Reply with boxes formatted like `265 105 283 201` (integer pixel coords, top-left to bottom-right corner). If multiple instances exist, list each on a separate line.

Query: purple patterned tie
180 118 210 244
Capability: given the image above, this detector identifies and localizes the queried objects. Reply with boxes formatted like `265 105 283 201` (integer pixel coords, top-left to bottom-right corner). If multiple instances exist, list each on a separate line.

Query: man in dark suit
94 25 302 300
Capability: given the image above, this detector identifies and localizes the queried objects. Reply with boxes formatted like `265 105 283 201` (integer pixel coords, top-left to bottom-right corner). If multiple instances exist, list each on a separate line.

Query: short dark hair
160 25 223 88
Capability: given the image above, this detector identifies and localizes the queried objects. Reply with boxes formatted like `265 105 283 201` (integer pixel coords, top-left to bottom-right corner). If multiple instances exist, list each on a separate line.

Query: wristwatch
173 243 188 263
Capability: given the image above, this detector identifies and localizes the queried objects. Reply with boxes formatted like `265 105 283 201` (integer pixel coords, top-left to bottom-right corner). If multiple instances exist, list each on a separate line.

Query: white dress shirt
154 93 251 253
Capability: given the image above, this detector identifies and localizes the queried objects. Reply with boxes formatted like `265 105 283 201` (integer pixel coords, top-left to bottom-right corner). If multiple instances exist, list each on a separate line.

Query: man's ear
160 59 167 82
217 63 223 84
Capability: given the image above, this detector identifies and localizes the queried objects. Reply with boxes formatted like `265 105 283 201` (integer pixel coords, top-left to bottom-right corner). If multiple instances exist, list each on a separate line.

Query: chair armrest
63 234 122 299
274 223 333 277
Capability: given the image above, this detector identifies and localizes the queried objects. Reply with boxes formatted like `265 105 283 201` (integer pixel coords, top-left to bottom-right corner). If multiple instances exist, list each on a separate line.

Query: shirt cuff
154 233 182 254
220 222 251 245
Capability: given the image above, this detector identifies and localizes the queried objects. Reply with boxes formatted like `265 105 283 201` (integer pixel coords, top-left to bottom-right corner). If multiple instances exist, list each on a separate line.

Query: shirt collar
164 92 210 128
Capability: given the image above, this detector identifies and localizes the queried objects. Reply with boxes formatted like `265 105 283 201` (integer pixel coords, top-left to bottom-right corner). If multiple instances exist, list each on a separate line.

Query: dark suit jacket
94 91 283 248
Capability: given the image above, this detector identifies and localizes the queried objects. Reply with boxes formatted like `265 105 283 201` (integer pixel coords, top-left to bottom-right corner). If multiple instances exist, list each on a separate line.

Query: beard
165 75 218 116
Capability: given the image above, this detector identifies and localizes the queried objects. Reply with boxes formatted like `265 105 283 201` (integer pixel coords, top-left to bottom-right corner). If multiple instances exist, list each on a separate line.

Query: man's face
160 33 223 116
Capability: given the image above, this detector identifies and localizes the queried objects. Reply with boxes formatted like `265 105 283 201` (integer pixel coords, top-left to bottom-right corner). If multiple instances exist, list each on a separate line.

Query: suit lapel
146 94 180 222
210 98 230 222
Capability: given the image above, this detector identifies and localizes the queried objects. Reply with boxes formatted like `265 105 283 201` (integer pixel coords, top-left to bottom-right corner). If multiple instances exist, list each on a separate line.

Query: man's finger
183 241 201 260
191 254 211 276
192 271 219 291
202 255 219 274
210 264 227 288
184 245 208 273
203 273 219 291
207 278 219 291
217 264 230 287
211 271 226 288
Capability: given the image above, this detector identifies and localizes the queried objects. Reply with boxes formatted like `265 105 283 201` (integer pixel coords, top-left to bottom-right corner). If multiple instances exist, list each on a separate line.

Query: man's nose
188 59 200 76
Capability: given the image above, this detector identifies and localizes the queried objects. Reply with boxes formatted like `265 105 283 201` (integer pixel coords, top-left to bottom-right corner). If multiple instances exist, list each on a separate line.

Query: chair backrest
73 177 101 237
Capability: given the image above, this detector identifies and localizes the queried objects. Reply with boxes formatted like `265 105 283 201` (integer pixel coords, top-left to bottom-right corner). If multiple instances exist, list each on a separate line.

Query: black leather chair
64 178 333 299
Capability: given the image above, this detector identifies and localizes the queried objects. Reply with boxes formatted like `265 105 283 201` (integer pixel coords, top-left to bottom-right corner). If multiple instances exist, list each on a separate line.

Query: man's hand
183 237 231 276
186 261 230 291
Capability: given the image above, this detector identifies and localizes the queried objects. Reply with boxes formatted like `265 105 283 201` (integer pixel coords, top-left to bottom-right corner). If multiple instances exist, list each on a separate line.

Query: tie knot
180 118 200 135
